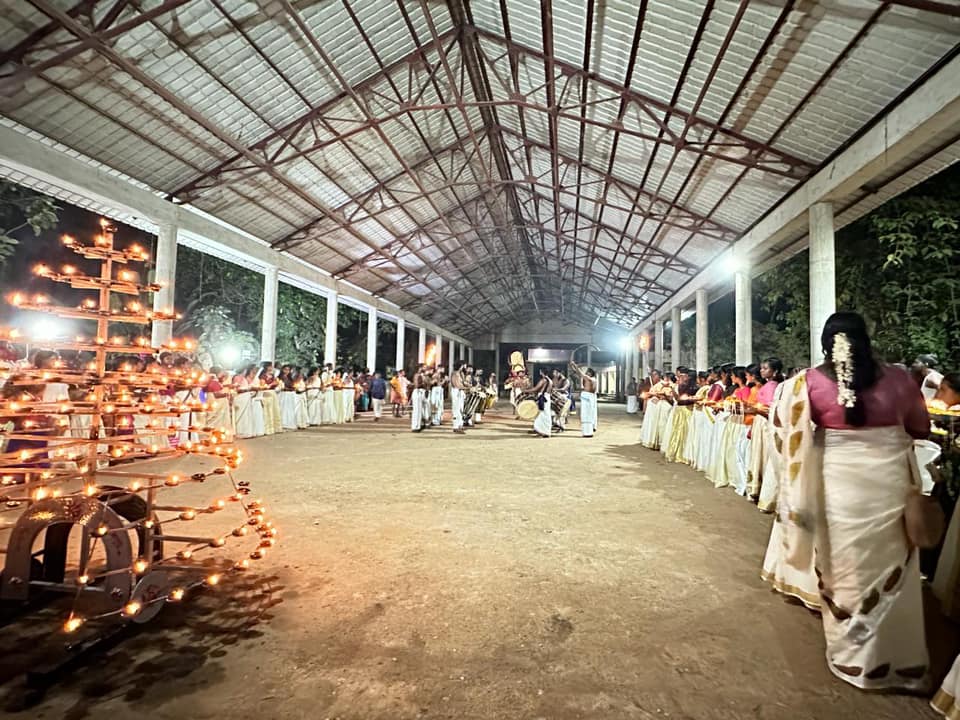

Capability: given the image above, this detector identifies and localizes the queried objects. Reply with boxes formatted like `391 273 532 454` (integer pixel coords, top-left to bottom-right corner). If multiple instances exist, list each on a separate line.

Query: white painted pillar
624 341 633 382
151 222 178 347
260 265 279 362
395 318 405 373
809 202 836 367
586 346 593 369
448 338 455 374
654 319 664 371
494 340 500 382
366 307 377 373
458 342 466 365
670 306 681 371
695 288 709 370
434 332 442 367
468 346 474 365
735 271 752 366
324 291 338 366
417 326 426 363
642 350 650 379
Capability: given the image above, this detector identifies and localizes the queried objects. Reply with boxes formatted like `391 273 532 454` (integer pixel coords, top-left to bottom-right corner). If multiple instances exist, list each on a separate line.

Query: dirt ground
2 403 956 719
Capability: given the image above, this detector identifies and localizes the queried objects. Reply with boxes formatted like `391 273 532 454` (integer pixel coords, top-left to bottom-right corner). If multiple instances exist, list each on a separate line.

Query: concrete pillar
735 271 752 366
395 318 405 373
624 341 633 383
324 291 338 366
670 306 681 371
809 202 836 366
695 288 709 370
654 319 664 371
468 346 474 365
459 342 466 365
417 327 426 363
435 332 442 367
586 346 593 369
494 341 500 383
448 338 455 374
642 350 650 379
260 265 279 362
366 307 377 373
151 222 178 347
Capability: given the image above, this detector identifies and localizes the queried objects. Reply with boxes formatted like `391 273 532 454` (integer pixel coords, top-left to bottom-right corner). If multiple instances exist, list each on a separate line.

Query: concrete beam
635 49 960 329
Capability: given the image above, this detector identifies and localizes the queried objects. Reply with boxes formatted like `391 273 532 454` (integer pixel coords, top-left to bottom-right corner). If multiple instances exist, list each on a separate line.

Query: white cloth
533 395 552 437
451 387 464 430
932 654 960 719
430 385 444 425
344 387 355 422
280 391 299 430
923 369 944 401
250 393 266 436
205 395 232 435
639 398 659 447
411 388 427 431
659 405 676 457
817 426 929 691
579 391 597 437
626 395 638 414
234 392 258 438
333 390 345 424
295 392 308 428
306 388 322 425
372 398 383 419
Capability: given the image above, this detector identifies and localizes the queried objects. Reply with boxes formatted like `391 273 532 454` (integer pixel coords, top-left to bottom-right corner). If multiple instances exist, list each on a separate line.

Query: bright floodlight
32 317 63 341
619 336 631 352
219 345 240 366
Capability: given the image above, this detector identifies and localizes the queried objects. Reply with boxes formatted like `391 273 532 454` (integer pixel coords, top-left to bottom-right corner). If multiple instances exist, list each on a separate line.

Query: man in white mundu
450 362 467 434
430 368 446 426
569 359 597 438
410 365 428 432
320 363 334 425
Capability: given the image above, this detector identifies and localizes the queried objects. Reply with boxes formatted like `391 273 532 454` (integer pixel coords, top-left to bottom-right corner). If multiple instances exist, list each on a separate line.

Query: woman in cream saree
764 312 931 692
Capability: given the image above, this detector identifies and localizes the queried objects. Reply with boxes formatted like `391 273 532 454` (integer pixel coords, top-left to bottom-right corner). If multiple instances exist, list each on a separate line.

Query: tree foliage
0 181 59 265
751 165 960 369
183 305 260 370
276 283 326 368
173 246 264 338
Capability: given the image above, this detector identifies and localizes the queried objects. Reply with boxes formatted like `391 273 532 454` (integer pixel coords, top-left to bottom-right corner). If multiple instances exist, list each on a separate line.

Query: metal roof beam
470 26 815 175
446 0 546 315
497 125 737 239
22 0 491 335
167 27 460 201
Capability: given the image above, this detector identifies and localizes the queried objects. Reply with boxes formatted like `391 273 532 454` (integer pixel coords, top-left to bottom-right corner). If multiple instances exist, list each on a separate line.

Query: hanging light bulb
64 616 85 633
170 587 185 601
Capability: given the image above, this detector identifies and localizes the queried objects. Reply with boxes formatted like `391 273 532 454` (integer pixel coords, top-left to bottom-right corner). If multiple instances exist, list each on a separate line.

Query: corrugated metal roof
1 0 958 335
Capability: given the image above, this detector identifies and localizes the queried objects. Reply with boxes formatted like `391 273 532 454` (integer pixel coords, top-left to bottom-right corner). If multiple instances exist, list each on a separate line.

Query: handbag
905 488 945 549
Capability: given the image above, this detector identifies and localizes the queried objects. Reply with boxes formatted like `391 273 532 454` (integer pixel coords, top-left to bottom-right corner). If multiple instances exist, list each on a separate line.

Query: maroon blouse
807 365 929 439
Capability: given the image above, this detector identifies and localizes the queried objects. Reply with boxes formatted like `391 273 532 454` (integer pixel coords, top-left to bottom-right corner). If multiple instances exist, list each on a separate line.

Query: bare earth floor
3 404 956 719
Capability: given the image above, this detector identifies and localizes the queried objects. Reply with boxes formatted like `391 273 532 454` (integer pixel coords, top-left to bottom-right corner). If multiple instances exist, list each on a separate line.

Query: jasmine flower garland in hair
833 332 856 408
